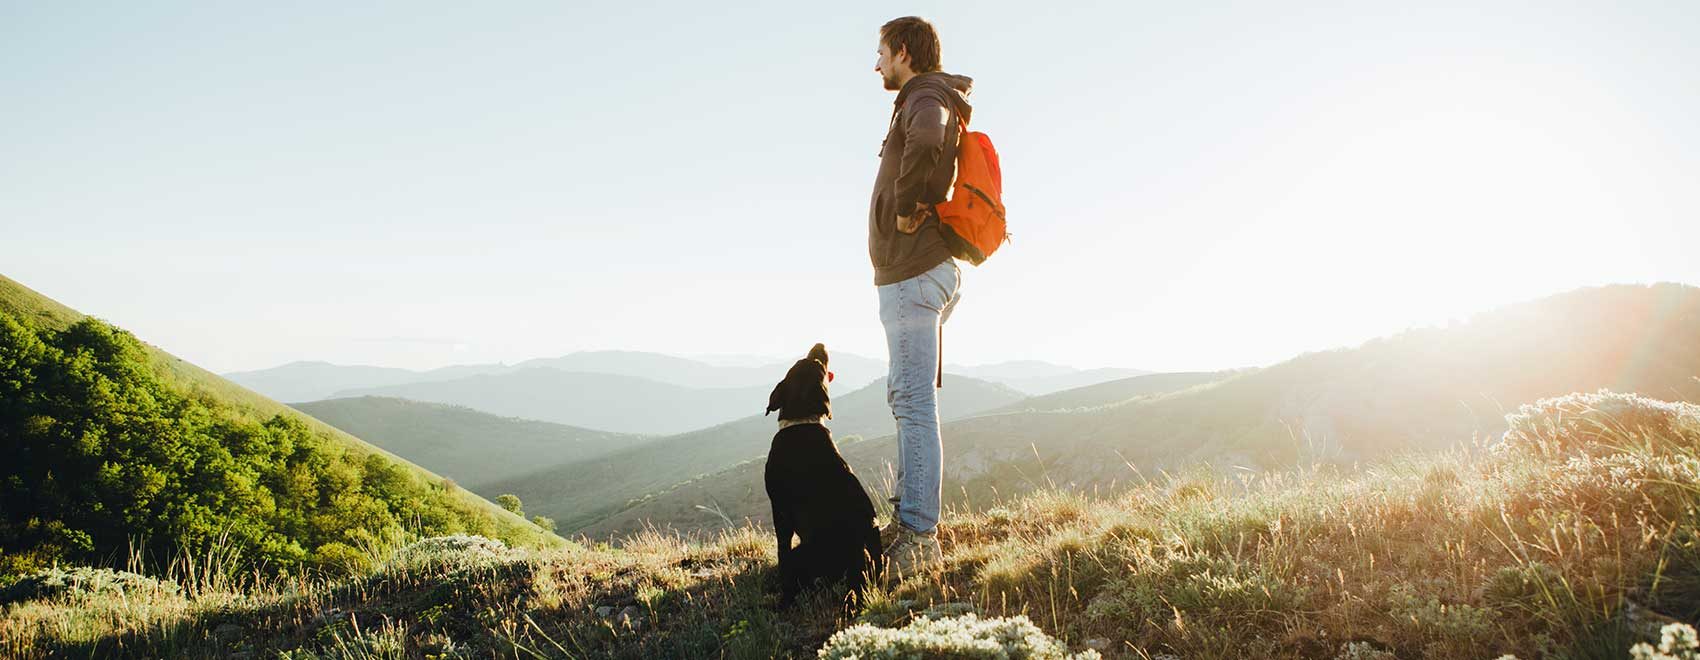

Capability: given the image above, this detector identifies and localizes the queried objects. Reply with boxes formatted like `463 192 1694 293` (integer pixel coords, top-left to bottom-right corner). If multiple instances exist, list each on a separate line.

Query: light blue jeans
879 258 961 534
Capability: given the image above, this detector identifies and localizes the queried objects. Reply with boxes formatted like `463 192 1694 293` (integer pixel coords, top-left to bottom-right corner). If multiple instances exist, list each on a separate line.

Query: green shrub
0 565 181 605
380 535 522 576
311 541 371 577
497 494 523 516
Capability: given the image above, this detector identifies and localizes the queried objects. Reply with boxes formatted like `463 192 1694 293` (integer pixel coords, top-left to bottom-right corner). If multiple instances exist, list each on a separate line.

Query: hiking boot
882 524 942 582
878 518 905 552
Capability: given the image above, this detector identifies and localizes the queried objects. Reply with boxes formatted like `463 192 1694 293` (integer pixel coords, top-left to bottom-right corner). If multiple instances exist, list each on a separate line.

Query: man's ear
896 44 912 68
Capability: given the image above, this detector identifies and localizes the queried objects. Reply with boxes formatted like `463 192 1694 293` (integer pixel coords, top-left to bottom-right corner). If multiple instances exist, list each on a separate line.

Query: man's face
874 41 907 91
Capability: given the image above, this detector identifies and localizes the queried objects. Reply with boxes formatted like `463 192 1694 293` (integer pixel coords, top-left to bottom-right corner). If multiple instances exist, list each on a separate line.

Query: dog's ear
766 377 786 417
818 374 833 420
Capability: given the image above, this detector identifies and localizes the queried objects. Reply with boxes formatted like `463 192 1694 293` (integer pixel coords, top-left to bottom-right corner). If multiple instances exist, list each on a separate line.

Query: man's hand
895 202 930 234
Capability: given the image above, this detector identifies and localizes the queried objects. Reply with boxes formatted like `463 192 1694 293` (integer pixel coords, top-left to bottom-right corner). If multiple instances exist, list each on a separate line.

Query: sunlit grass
6 390 1700 658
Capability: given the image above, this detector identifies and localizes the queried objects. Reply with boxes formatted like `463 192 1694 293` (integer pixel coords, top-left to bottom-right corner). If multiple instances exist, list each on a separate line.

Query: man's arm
893 91 952 233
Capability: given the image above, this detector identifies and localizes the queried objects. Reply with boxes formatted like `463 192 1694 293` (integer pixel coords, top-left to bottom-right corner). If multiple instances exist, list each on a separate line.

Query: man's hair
880 16 941 73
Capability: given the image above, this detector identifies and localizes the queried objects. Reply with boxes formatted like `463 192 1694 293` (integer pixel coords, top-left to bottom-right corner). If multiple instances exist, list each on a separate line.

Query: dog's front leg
775 504 797 555
773 508 800 605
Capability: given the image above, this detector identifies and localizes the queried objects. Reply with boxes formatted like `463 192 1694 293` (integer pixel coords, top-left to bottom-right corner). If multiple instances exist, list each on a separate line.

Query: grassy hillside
7 390 1700 658
0 274 560 576
589 283 1700 538
290 396 651 492
987 370 1234 413
955 362 1154 396
489 375 1026 534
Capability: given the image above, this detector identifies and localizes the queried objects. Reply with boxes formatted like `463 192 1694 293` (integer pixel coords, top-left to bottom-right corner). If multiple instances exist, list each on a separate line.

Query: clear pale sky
3 2 1696 374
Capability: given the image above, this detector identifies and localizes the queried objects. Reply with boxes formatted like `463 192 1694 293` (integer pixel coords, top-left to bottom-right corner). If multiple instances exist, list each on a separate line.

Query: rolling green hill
290 396 652 493
486 373 1027 534
587 283 1700 538
0 274 561 576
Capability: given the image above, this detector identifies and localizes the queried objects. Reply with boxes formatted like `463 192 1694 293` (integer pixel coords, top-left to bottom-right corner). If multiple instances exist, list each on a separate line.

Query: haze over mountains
230 351 1145 404
226 350 1150 435
329 369 773 435
224 351 889 406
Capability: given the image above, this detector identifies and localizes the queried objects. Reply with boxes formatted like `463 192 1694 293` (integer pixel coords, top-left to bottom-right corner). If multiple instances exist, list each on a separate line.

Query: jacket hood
895 71 974 124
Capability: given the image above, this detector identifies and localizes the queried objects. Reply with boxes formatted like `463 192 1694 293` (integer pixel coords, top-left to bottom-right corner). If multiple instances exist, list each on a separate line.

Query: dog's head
765 343 834 421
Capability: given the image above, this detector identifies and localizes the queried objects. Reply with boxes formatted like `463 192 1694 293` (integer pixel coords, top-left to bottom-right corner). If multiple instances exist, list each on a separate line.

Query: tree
532 515 556 533
497 494 523 516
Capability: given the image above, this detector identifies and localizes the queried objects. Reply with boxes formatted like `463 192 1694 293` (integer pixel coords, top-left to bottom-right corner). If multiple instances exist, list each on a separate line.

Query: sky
2 1 1697 374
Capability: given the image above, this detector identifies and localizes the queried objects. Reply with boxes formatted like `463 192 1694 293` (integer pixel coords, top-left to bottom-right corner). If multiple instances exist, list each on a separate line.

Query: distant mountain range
224 351 890 404
227 353 1148 404
221 361 471 403
325 368 772 435
225 351 1150 435
15 268 1700 560
579 283 1700 538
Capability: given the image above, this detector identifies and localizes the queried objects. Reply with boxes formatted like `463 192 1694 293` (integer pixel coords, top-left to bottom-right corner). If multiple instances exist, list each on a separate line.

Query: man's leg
878 259 961 534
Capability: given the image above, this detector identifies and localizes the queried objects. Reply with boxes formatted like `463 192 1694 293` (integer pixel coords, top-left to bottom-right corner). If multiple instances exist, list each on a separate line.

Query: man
869 16 972 580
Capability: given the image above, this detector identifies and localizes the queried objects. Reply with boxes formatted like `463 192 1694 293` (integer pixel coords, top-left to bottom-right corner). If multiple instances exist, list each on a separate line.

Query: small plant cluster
817 613 1101 659
1335 641 1396 659
378 535 523 576
1631 623 1700 660
0 565 181 606
1497 389 1700 459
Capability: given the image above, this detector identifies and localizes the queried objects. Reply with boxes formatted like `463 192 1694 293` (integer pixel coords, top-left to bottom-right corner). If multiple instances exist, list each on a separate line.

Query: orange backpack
934 121 1008 265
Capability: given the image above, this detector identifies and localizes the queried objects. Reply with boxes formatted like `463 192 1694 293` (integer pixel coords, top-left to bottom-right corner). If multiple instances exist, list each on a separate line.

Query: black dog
764 343 883 606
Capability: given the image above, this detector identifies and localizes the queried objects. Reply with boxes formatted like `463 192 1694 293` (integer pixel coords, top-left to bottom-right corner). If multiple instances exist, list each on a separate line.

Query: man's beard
882 71 900 90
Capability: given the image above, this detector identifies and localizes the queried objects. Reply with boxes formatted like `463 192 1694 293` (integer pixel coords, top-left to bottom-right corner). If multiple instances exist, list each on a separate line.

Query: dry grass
5 390 1700 658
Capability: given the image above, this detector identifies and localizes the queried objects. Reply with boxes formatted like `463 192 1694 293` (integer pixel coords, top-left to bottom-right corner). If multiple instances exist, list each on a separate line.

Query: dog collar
777 416 825 431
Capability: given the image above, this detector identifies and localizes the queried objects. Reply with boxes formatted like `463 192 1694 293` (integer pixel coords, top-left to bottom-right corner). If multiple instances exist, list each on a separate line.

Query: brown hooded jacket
868 71 974 286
